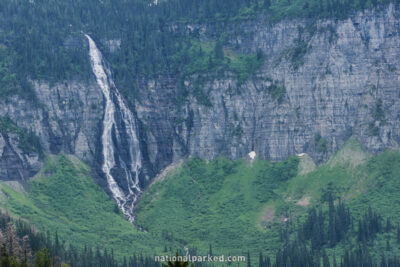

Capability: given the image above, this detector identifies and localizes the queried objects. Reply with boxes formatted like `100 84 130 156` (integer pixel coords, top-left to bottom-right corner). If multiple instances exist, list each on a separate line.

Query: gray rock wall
1 5 399 194
136 4 400 174
0 81 104 181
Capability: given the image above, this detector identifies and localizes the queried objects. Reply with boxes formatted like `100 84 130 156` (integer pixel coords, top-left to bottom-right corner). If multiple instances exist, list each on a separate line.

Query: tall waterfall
85 35 142 222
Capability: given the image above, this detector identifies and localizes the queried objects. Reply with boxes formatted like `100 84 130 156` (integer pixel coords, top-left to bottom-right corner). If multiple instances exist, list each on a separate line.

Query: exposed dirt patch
327 139 369 168
296 196 311 207
262 206 275 222
150 160 184 186
297 153 316 175
3 181 26 195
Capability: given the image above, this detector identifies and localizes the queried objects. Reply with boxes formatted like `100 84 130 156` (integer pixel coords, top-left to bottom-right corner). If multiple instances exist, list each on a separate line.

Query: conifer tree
0 230 6 249
214 41 224 61
21 236 31 267
33 247 52 267
264 0 271 9
6 222 21 261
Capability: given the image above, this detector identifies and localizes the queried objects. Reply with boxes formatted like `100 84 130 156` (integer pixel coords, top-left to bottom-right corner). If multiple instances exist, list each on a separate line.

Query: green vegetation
314 133 328 154
369 98 385 136
136 156 299 257
0 0 266 103
288 40 308 70
173 39 264 82
0 116 42 156
0 155 178 259
0 45 18 98
228 123 244 138
351 149 400 219
264 79 286 103
268 197 400 266
136 140 400 265
229 51 265 86
268 0 395 22
171 40 264 106
192 76 212 107
161 0 396 24
1 137 400 265
1 0 395 103
280 147 400 265
374 98 386 122
0 210 163 267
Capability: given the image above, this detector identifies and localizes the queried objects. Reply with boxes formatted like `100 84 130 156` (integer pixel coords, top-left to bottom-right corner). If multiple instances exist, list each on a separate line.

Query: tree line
1 0 399 102
256 192 400 267
0 211 162 267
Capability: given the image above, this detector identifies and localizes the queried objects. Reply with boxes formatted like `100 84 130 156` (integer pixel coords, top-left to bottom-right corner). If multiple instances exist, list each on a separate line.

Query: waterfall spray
85 34 142 222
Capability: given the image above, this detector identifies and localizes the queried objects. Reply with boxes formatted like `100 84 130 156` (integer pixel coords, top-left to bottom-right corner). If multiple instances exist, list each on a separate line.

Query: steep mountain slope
0 141 399 265
1 3 400 207
0 1 399 264
137 4 400 166
136 156 299 253
0 155 177 259
136 141 400 263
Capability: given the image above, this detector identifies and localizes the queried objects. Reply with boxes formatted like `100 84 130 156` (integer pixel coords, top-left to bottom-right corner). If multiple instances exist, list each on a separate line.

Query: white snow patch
248 151 256 160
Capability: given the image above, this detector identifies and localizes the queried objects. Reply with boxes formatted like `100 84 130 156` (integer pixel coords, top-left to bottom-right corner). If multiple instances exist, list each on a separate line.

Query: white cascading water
85 34 142 222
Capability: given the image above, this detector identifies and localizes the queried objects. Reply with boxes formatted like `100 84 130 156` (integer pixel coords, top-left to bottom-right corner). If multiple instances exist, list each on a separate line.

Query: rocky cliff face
0 80 104 182
136 4 400 173
0 5 399 213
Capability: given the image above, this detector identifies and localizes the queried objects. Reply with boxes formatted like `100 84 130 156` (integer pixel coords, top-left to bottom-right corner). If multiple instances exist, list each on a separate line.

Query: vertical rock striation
0 5 399 218
86 35 143 221
136 4 400 172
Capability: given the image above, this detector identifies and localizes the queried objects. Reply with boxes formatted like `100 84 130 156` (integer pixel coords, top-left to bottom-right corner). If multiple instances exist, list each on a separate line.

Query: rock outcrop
0 81 104 182
136 4 400 174
0 5 399 213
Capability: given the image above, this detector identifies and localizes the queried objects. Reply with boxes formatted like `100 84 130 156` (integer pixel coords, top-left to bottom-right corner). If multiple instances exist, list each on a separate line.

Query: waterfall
85 34 142 222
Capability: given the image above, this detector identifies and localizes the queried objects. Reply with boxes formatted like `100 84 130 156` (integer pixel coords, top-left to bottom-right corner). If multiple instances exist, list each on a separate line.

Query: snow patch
248 151 256 160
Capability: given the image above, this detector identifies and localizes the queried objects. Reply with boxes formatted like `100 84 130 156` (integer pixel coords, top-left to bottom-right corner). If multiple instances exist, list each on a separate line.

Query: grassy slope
287 140 400 220
0 140 399 264
136 156 299 257
0 155 174 259
286 140 400 260
136 140 400 261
